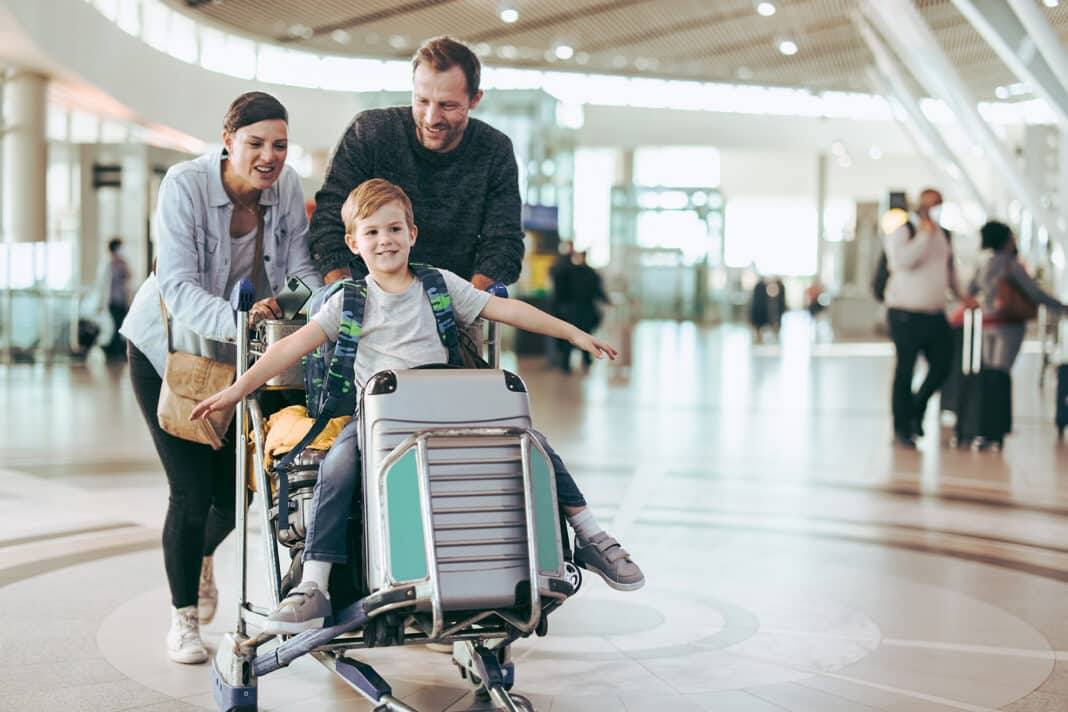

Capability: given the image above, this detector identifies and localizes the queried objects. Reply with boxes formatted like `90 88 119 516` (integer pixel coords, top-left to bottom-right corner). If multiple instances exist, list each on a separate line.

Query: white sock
299 560 333 596
566 509 604 545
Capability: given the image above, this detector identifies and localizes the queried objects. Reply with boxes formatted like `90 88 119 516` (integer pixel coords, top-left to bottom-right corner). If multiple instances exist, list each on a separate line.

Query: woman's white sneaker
198 557 218 625
167 605 208 664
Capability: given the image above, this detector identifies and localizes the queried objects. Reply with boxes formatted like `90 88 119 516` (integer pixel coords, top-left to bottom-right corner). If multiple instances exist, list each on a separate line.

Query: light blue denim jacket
121 148 323 376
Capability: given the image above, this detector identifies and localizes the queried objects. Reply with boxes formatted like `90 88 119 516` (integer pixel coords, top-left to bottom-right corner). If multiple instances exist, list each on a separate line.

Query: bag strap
411 263 464 367
251 206 266 296
158 294 175 355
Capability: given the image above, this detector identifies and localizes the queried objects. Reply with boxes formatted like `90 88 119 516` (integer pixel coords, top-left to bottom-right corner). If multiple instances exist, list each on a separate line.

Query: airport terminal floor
3 316 1068 712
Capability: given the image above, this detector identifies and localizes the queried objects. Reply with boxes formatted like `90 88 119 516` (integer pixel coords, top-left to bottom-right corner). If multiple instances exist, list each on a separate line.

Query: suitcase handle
962 307 983 375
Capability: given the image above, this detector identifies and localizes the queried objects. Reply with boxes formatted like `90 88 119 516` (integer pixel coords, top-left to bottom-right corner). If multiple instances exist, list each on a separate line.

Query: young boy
192 179 644 634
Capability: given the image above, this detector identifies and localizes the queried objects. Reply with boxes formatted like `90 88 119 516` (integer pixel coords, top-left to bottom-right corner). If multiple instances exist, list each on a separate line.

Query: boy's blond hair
341 179 415 235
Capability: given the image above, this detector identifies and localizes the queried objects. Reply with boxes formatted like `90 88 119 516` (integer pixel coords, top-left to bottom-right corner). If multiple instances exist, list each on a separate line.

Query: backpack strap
411 263 464 367
275 278 367 531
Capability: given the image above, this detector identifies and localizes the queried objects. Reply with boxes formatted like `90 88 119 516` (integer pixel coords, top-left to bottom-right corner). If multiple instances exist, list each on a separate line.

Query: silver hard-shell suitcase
359 368 568 620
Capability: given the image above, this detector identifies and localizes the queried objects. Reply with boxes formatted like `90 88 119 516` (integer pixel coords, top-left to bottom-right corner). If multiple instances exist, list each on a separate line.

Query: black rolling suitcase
955 308 1013 450
941 324 964 414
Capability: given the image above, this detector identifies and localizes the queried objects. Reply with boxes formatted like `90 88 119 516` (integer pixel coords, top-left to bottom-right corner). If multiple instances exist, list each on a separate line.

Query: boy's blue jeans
303 419 587 563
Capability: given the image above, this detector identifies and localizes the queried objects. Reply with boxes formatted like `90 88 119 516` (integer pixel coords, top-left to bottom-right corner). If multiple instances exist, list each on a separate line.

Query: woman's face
223 119 288 191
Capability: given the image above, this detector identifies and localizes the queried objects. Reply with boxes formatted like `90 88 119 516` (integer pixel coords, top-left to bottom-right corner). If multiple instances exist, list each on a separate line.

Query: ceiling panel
171 0 1068 100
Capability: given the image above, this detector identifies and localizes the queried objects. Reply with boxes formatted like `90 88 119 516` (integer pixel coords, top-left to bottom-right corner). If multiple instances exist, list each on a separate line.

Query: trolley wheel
510 694 535 712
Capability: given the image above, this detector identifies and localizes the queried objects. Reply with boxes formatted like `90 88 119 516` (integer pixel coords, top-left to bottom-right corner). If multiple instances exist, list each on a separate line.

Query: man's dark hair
411 36 481 97
223 91 288 134
980 220 1013 251
107 237 123 254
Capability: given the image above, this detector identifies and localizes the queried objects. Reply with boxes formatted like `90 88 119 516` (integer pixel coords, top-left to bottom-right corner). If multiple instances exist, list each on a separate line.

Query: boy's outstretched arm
190 322 330 421
480 295 617 361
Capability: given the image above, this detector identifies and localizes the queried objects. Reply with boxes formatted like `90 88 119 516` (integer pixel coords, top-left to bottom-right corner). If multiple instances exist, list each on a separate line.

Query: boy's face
344 201 417 279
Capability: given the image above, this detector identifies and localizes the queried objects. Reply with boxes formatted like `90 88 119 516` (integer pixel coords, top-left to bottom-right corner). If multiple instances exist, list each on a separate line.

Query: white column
2 70 47 245
816 152 827 280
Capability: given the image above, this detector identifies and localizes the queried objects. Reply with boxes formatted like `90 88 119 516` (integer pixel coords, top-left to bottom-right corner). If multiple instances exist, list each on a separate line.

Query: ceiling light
554 43 574 60
330 29 350 44
778 39 798 56
499 2 519 23
1043 0 1058 7
756 2 777 16
995 85 1009 100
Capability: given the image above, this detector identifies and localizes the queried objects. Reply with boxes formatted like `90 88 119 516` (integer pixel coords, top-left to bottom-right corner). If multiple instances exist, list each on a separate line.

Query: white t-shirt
313 268 490 389
224 226 270 301
883 221 953 313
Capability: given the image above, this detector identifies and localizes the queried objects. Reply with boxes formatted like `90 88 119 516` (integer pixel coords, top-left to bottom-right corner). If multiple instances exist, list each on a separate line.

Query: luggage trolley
213 280 581 712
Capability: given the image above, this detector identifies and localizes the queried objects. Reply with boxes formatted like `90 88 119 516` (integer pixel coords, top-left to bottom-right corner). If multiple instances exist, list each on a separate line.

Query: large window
573 149 615 268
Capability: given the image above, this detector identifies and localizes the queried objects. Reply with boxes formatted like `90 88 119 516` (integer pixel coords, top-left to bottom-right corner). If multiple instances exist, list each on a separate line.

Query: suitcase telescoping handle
962 307 983 376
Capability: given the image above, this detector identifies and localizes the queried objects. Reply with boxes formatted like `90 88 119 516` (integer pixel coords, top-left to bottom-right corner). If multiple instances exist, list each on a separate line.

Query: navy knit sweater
308 107 524 284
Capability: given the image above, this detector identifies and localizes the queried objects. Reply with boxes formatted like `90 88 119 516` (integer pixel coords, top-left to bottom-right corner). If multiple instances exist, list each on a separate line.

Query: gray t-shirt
313 268 490 389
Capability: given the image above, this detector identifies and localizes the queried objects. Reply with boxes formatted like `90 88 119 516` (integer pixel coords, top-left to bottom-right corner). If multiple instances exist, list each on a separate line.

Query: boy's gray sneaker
574 532 645 591
263 582 331 635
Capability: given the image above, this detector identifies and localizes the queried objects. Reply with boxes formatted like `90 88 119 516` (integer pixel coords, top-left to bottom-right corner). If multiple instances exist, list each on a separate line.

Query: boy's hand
190 385 242 421
568 329 618 360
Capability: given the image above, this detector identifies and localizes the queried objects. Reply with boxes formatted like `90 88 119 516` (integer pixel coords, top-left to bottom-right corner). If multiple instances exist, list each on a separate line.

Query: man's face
919 190 943 216
411 64 482 153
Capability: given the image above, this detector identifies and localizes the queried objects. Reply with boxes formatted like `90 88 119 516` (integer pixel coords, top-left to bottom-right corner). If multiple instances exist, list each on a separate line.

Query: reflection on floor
3 317 1068 711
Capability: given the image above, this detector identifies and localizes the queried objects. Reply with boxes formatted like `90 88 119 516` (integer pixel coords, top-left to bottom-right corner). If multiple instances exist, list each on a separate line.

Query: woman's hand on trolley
190 385 243 421
248 297 283 327
568 329 617 361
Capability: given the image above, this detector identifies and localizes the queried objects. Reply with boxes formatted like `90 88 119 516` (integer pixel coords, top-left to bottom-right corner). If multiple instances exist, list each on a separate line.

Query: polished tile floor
3 315 1068 711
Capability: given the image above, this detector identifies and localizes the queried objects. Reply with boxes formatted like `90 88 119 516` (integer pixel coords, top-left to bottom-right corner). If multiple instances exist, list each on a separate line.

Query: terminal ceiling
177 0 1068 99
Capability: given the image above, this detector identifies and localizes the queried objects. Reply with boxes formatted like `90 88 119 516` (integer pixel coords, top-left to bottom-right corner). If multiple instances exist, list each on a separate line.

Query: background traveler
99 237 131 360
883 188 972 448
969 220 1065 371
553 249 609 373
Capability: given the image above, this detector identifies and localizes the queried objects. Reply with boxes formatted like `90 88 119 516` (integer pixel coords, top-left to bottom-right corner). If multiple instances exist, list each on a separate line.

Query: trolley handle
484 283 508 368
961 306 983 376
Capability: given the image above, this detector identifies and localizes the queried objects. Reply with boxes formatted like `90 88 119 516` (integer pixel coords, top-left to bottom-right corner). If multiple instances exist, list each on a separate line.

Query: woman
970 220 1065 372
120 92 322 664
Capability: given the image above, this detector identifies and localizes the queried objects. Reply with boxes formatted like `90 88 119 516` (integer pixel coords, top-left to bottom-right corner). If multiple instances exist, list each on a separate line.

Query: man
308 36 524 290
883 188 972 448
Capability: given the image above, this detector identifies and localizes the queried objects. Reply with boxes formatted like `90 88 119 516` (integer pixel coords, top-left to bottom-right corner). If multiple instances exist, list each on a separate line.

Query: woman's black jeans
887 308 952 437
128 344 236 609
